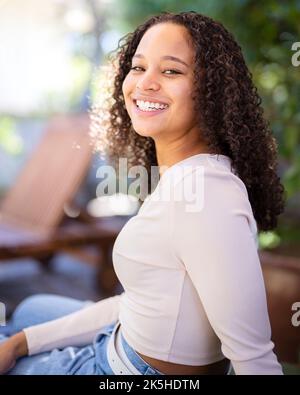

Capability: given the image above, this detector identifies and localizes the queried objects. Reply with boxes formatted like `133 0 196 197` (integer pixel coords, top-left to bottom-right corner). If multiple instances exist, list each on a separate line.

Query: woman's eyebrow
132 53 189 67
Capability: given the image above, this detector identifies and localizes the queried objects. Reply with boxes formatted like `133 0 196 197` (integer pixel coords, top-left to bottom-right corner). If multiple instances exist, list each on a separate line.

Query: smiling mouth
133 99 169 113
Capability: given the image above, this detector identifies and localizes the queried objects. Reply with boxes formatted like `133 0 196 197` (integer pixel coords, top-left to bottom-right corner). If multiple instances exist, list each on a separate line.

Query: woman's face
122 23 199 141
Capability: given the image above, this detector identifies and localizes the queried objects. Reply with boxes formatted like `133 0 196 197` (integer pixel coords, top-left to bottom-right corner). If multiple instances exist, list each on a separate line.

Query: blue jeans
0 294 164 375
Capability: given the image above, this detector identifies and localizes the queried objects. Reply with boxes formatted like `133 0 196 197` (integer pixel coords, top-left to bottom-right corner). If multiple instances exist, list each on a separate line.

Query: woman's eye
164 69 181 75
130 66 181 75
130 66 143 72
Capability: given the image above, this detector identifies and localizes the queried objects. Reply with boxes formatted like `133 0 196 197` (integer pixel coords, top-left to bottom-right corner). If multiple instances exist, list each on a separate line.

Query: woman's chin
133 128 160 138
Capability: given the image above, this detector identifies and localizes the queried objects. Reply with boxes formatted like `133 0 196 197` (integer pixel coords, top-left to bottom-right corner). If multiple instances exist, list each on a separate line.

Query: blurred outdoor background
0 0 299 374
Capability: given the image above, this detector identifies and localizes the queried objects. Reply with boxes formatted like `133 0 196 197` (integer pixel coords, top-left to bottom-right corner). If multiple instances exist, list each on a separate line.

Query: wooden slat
0 216 129 259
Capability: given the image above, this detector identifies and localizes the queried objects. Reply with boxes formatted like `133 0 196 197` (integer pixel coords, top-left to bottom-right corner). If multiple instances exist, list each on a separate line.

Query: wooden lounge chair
0 113 125 296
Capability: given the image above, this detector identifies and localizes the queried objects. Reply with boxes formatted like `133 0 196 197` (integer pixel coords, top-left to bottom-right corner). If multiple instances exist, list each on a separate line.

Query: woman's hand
0 332 28 374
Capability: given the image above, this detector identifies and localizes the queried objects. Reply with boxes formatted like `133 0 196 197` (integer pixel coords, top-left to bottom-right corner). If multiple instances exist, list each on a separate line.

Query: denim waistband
119 326 164 375
106 321 231 375
119 326 233 375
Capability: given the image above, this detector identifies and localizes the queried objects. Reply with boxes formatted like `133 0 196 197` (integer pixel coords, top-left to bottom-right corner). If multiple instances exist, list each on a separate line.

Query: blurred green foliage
0 117 23 155
259 231 281 249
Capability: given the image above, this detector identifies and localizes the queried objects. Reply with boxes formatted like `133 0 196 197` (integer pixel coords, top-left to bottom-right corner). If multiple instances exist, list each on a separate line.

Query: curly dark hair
90 11 286 232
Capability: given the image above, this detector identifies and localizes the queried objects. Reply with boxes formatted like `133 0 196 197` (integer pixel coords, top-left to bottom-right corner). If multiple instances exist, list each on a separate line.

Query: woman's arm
171 168 283 375
23 293 124 355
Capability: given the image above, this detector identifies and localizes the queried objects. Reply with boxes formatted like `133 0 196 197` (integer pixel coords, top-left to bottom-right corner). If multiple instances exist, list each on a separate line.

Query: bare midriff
135 350 230 375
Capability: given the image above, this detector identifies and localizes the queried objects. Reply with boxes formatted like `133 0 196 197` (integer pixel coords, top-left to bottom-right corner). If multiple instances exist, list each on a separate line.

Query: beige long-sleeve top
24 153 283 374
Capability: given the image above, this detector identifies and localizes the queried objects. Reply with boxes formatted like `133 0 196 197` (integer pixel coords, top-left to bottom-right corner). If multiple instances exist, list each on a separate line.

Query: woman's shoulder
169 155 249 207
167 156 258 246
148 153 254 219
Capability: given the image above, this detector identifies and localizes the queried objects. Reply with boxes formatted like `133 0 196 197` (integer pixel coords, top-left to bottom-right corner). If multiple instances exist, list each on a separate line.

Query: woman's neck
155 142 214 176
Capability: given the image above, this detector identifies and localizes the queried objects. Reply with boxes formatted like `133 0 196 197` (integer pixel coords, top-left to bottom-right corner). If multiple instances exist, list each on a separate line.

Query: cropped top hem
120 325 225 366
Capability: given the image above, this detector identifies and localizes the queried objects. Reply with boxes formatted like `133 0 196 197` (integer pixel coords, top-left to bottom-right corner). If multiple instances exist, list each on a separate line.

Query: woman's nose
136 71 160 91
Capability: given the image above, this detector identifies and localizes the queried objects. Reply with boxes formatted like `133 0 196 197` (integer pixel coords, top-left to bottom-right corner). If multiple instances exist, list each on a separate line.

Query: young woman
0 11 285 375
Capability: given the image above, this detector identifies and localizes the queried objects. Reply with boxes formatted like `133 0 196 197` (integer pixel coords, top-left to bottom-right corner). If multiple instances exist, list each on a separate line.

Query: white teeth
136 99 168 111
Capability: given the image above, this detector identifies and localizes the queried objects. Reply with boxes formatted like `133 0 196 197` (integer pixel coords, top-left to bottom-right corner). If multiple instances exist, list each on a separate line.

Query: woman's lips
132 101 169 117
